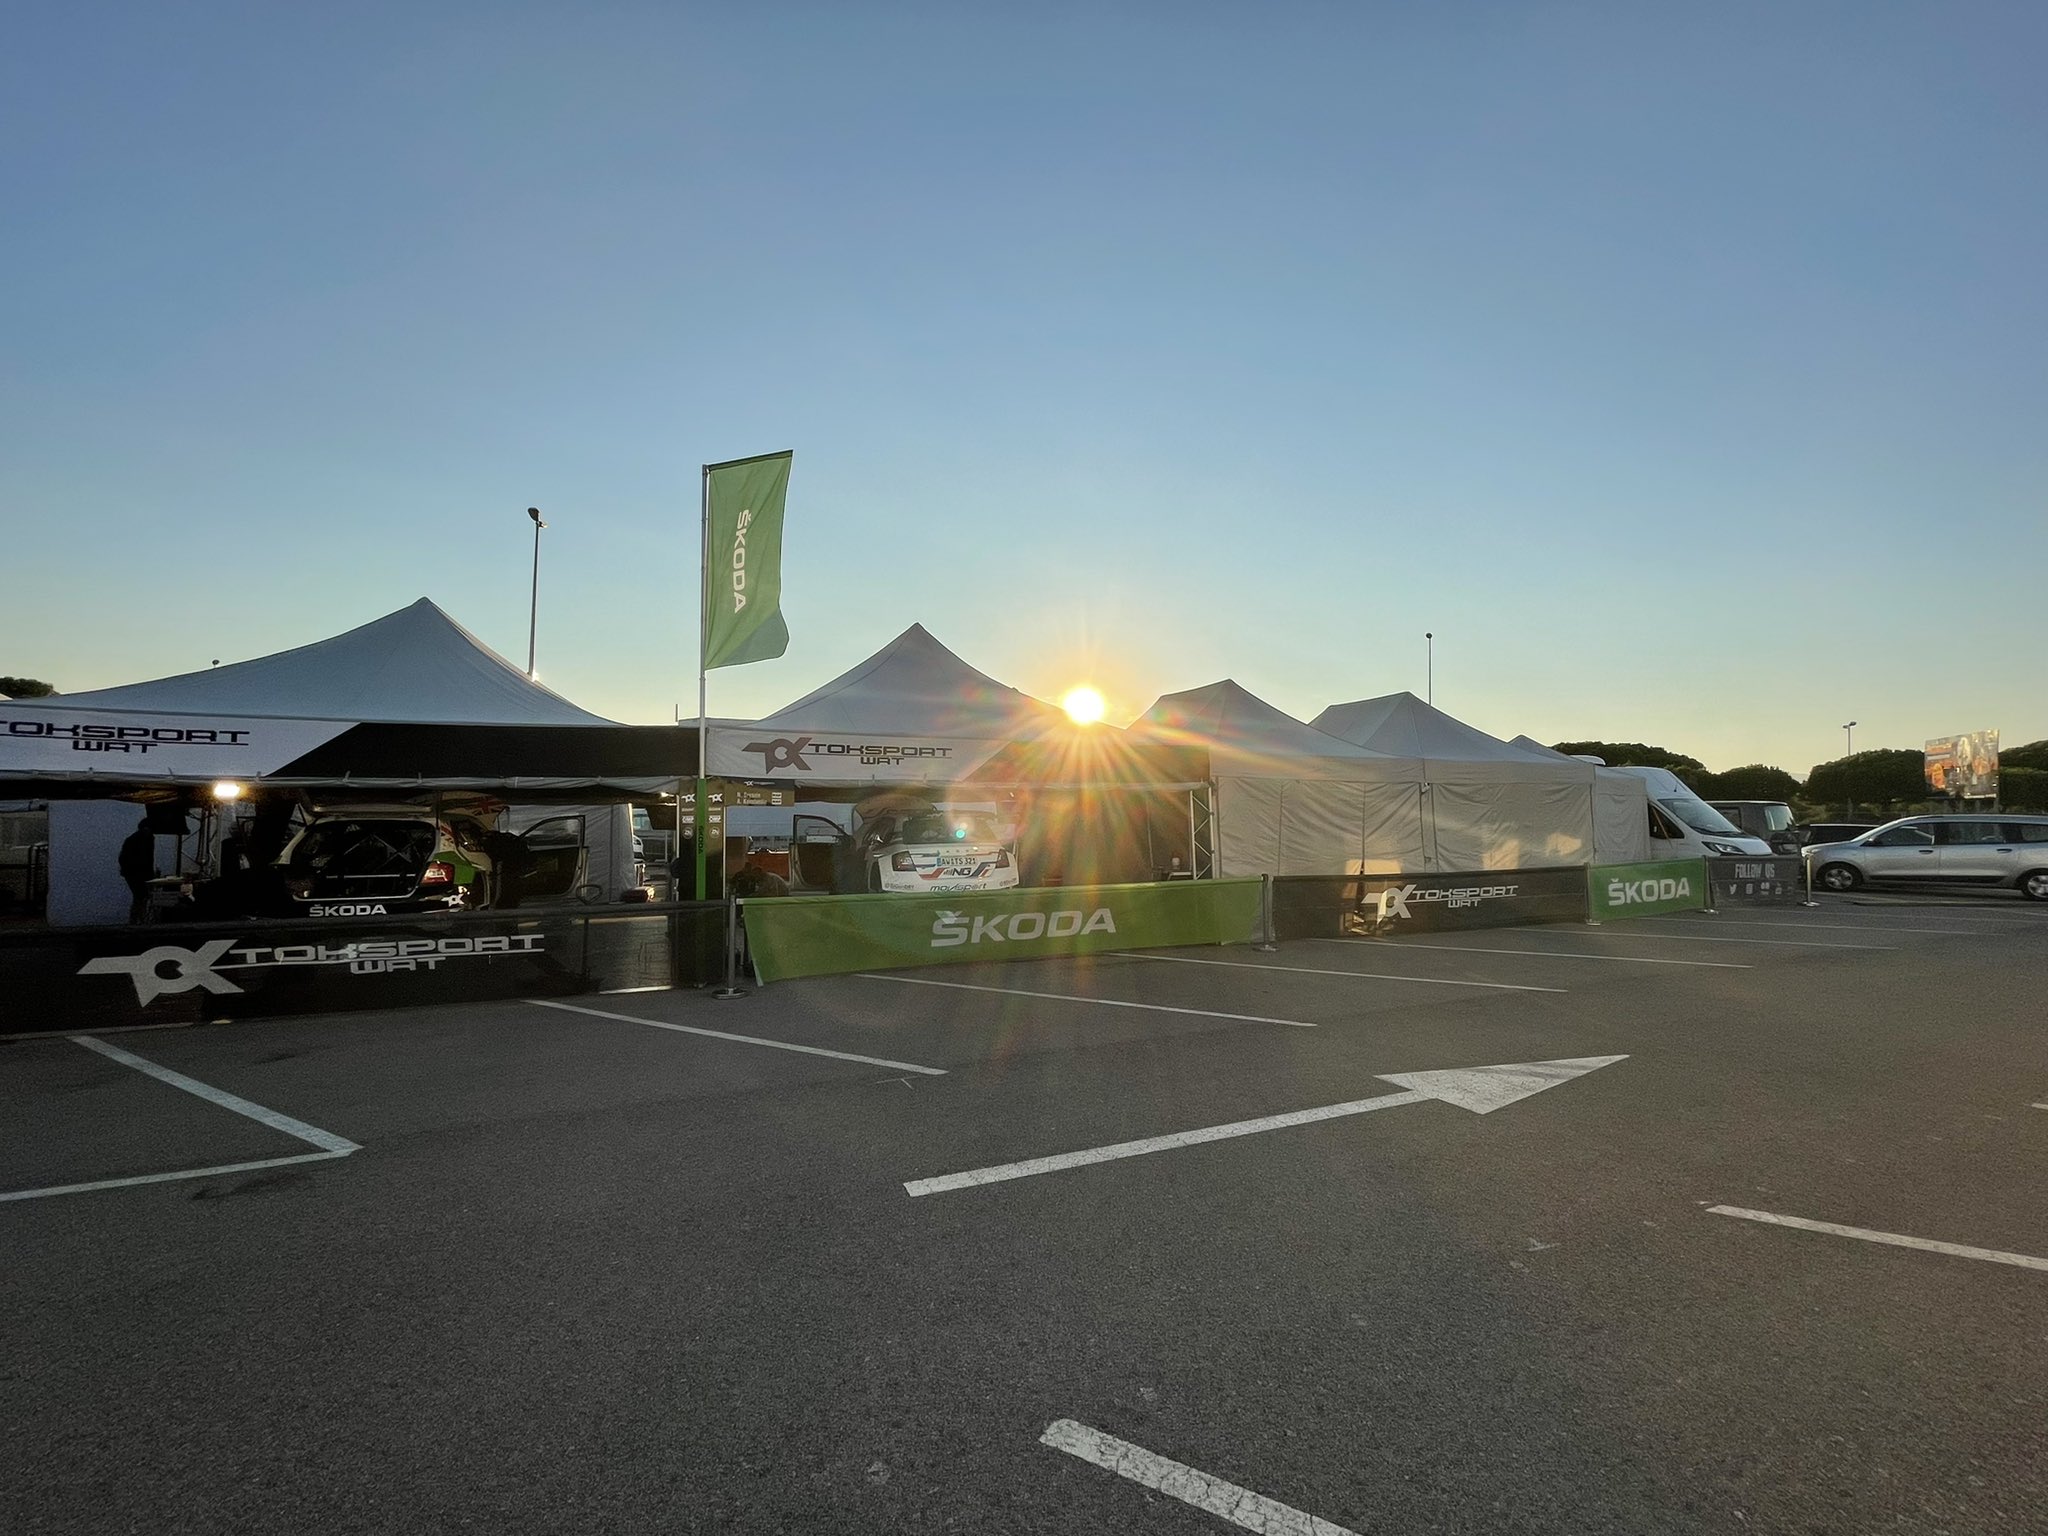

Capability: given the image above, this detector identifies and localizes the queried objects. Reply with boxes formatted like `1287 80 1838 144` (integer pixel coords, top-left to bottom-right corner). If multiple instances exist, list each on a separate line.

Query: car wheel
2020 870 2048 903
1816 862 1862 893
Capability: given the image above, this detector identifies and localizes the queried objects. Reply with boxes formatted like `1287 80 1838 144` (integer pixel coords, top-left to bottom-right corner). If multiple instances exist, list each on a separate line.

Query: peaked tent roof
758 623 1064 738
36 599 620 727
1131 680 1420 779
1311 692 1550 763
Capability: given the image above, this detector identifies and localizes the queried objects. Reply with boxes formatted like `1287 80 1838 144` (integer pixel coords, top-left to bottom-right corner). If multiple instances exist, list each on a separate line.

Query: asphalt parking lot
6 894 2047 1535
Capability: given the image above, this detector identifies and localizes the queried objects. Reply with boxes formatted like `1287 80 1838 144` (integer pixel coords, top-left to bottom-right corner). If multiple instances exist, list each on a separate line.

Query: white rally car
854 809 1019 894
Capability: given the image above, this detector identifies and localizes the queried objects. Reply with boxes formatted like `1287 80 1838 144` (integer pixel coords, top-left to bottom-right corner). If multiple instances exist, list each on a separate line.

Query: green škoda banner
741 879 1265 984
703 450 792 671
1587 858 1709 920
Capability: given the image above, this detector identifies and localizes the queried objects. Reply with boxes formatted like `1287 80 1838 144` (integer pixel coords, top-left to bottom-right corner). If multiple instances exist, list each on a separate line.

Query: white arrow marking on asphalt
903 1055 1626 1196
1042 1419 1362 1536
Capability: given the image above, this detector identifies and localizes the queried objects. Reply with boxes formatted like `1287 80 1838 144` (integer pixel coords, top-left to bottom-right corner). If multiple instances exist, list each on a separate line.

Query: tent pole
694 463 711 903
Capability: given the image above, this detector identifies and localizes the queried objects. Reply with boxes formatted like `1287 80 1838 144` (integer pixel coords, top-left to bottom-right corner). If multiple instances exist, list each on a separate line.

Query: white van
1609 766 1773 859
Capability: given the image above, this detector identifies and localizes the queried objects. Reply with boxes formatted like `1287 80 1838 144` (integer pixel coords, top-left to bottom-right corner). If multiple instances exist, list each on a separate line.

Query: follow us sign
1587 858 1710 921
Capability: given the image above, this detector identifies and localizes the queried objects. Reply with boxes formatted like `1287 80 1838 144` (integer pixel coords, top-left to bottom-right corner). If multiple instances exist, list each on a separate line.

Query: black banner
1707 856 1806 907
1272 867 1589 940
0 903 727 1035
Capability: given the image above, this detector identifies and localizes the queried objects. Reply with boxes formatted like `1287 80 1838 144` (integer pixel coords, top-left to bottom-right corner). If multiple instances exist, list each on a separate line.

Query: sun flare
1061 686 1106 725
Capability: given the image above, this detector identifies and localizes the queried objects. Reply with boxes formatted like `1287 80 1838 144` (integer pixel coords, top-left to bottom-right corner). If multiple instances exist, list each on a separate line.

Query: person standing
118 817 155 924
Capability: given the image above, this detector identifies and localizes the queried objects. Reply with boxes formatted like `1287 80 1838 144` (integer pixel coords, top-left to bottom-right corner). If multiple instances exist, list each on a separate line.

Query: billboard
1925 730 1999 800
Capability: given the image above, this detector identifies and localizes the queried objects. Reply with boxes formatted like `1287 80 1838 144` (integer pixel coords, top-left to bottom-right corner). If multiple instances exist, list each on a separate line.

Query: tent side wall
1591 770 1653 864
1426 782 1595 871
1214 777 1429 877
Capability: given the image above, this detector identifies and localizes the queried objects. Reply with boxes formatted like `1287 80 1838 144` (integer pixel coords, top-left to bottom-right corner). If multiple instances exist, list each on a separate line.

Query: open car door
790 814 853 894
515 815 591 904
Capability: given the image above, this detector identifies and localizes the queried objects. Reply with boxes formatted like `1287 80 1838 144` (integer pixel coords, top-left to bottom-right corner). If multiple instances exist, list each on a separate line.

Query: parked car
1707 800 1799 853
275 809 589 915
1802 815 2048 899
1794 820 1883 847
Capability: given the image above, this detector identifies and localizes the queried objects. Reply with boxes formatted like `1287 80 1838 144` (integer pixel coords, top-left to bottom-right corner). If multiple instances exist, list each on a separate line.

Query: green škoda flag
703 450 792 671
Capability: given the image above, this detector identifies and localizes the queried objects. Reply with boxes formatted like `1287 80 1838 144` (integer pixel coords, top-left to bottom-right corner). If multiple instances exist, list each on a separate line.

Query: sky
4 2 2043 777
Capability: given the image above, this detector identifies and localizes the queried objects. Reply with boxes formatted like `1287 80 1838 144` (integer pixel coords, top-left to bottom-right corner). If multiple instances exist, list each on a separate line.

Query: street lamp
526 507 547 679
1842 721 1858 818
1425 632 1434 706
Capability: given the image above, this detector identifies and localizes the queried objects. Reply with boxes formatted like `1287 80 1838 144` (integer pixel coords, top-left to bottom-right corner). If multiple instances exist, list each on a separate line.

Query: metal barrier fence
0 901 728 1035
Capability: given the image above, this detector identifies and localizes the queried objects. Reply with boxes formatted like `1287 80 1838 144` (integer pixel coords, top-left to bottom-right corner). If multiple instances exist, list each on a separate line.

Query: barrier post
712 895 747 1000
1801 852 1819 908
1256 874 1278 951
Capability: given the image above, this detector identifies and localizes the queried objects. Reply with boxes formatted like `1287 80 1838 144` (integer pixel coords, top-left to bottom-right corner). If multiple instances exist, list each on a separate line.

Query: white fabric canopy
1509 735 1652 864
31 598 615 726
703 623 1064 782
1312 692 1595 870
1131 681 1427 876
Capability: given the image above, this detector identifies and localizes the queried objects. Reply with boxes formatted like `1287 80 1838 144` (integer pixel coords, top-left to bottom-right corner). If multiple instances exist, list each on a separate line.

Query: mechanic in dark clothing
724 838 789 899
118 818 155 923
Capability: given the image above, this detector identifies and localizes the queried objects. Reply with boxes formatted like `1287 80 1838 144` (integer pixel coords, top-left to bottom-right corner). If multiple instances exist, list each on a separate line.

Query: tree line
1550 741 2048 815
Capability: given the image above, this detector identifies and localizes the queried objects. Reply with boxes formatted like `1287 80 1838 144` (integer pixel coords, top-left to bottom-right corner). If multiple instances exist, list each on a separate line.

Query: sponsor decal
1374 881 1522 922
4 718 254 757
740 735 958 773
929 907 1117 949
79 933 547 1006
309 903 389 917
1605 875 1693 906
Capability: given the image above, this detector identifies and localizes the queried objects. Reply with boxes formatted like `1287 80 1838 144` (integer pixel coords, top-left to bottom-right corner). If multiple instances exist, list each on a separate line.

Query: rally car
793 806 1020 894
274 807 590 915
863 809 1019 893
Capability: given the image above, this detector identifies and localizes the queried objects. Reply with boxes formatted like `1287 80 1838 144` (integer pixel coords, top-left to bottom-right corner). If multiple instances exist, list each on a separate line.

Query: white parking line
0 1151 350 1205
0 1037 360 1205
1134 952 1569 990
73 1036 359 1154
1317 938 1746 970
527 998 948 1075
1707 1205 2048 1273
856 972 1320 1025
1585 930 1896 951
1041 1419 1362 1536
1647 916 1972 937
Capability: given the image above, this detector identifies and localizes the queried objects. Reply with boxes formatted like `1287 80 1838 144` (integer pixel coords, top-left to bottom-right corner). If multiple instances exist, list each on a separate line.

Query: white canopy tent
703 623 1067 784
1311 692 1597 870
0 599 691 793
0 600 689 922
1130 680 1429 875
1508 736 1652 865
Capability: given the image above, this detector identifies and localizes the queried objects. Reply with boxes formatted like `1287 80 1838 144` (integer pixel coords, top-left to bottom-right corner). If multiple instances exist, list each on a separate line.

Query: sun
1061 686 1106 725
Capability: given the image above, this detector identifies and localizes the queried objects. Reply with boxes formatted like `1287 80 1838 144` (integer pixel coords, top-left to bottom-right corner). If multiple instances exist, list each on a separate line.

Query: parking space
7 895 2048 1532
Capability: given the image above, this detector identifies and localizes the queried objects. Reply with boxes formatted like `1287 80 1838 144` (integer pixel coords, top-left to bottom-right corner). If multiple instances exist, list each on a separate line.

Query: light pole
526 507 547 679
1842 720 1857 818
1425 632 1433 706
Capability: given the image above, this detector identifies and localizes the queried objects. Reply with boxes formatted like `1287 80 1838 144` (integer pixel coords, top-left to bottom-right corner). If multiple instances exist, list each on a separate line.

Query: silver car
1803 814 2048 900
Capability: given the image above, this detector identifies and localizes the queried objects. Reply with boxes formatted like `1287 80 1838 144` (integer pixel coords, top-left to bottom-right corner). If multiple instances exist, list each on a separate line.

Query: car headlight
1702 840 1746 856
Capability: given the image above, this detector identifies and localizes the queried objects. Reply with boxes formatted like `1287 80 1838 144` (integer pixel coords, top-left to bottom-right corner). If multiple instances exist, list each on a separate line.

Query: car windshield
897 813 1003 846
1760 805 1794 832
287 820 435 878
1659 798 1742 836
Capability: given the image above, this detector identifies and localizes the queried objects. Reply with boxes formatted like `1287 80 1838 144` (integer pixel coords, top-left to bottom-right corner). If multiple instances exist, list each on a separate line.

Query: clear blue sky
5 2 2043 775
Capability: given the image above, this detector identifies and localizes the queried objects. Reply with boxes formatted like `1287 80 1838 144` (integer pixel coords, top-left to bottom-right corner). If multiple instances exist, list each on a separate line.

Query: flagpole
694 463 711 903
